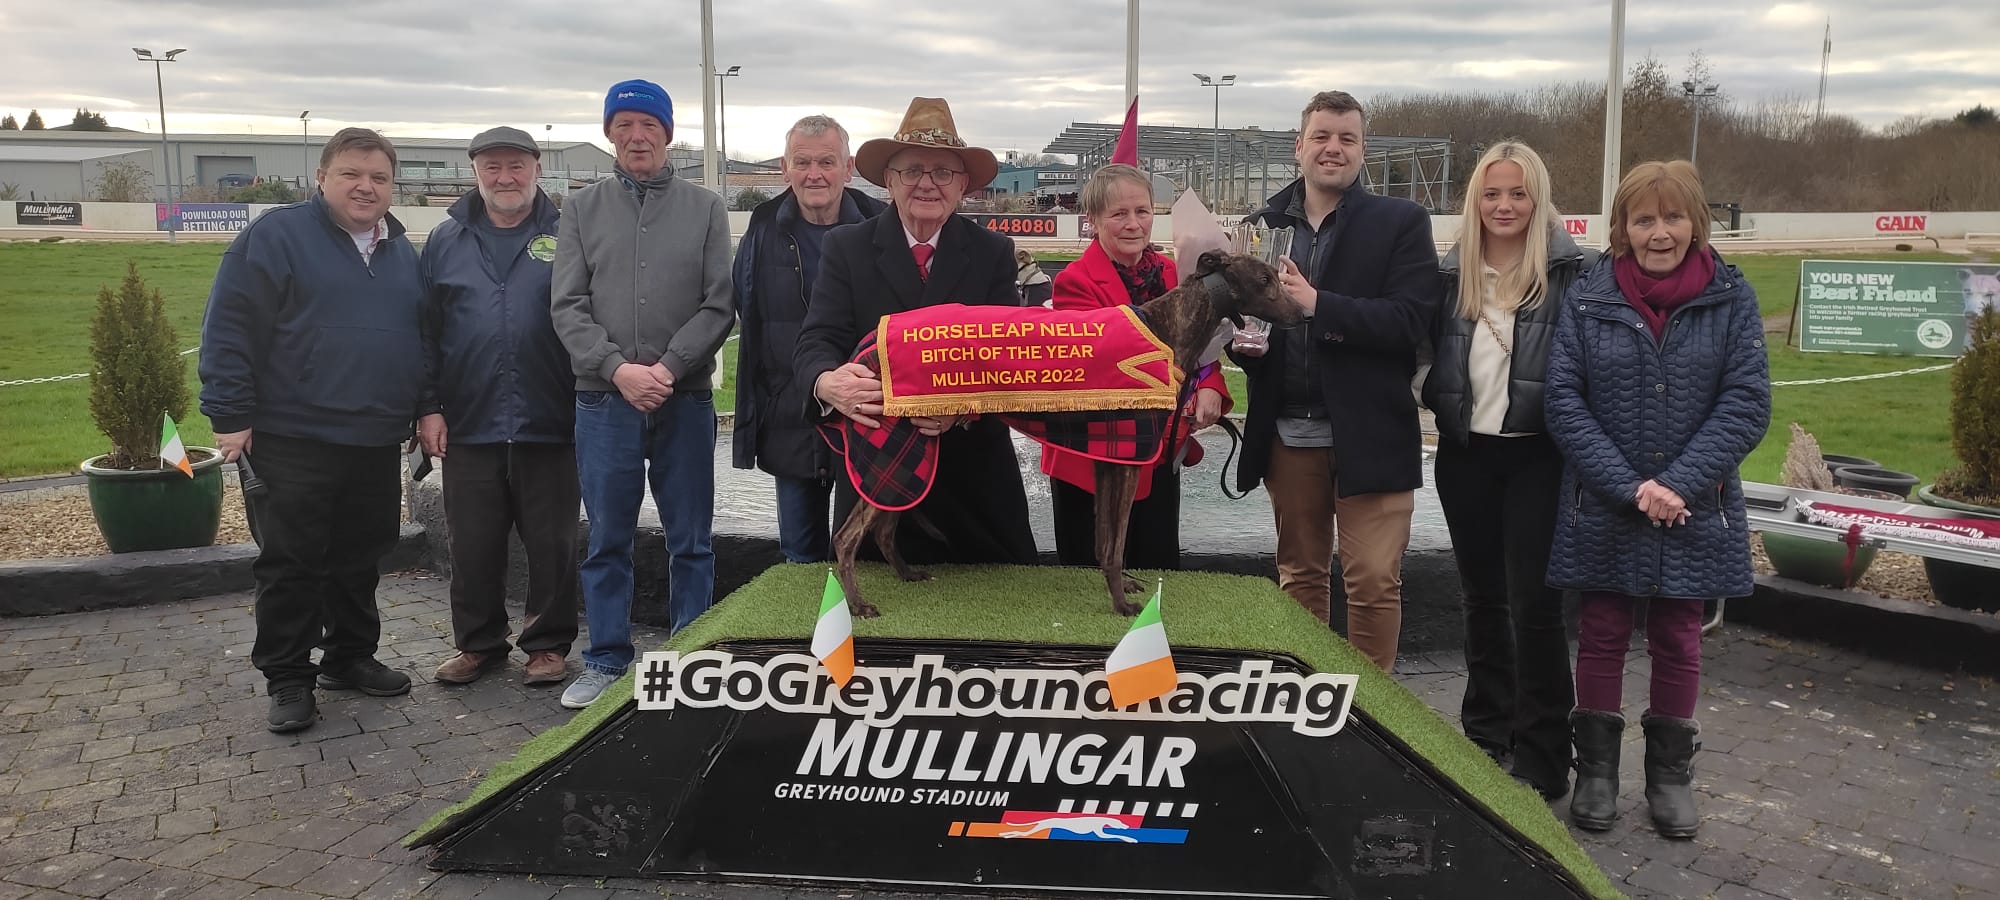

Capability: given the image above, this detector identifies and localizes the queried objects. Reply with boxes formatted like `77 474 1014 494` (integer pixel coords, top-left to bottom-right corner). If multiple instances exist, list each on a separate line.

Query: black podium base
424 638 1594 899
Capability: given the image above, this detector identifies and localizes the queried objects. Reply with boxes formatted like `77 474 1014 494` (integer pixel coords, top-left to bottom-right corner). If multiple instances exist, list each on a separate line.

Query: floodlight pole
135 48 185 242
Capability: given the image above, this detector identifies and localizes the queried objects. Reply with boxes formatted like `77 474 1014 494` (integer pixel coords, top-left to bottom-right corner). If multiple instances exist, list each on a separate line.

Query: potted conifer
1918 308 2000 611
79 262 225 552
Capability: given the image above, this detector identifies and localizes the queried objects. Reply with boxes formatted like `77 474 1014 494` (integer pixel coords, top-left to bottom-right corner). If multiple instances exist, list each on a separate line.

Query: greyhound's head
1193 250 1302 329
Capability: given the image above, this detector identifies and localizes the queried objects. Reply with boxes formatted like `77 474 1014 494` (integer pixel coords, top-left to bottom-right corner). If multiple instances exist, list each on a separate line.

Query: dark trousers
442 441 581 657
775 474 833 563
246 433 401 685
1434 432 1572 785
1050 467 1181 571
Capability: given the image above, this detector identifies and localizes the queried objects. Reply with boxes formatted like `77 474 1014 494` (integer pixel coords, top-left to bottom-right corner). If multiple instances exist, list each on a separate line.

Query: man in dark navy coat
1233 91 1440 672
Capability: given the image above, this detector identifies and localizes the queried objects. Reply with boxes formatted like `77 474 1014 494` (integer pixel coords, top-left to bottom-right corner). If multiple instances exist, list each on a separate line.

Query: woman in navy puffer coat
1545 160 1771 841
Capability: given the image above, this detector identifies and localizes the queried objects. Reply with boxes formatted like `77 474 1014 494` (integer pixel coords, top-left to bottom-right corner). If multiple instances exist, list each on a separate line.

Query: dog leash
1214 417 1252 500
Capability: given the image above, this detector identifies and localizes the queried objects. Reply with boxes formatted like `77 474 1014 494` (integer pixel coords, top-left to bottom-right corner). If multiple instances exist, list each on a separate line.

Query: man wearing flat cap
552 79 734 709
795 96 1037 566
418 126 577 689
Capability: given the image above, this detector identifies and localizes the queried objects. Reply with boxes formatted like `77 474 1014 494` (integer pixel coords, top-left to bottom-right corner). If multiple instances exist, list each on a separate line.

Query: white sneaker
560 669 621 709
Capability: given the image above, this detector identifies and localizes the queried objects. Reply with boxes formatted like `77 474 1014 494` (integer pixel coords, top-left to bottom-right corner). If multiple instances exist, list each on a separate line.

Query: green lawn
0 242 736 477
0 241 1978 483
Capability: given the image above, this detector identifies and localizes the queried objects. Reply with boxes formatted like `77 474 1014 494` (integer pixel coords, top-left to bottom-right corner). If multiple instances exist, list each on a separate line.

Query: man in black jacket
1233 91 1438 672
418 127 577 688
199 128 425 732
732 115 884 563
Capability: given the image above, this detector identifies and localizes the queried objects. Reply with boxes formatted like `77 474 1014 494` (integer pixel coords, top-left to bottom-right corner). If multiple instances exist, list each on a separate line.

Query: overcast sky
4 0 1994 162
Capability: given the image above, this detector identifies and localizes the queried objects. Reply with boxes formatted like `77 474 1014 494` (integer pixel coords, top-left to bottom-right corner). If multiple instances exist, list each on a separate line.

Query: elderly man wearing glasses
794 96 1038 567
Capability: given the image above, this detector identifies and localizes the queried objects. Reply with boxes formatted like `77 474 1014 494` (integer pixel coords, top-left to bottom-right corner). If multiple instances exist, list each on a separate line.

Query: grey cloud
3 0 1988 161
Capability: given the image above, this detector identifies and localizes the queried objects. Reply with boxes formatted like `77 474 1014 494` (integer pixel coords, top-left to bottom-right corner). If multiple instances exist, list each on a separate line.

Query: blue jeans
775 475 832 563
575 389 716 675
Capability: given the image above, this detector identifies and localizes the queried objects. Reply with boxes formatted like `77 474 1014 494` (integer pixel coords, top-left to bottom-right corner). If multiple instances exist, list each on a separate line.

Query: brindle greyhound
832 250 1301 618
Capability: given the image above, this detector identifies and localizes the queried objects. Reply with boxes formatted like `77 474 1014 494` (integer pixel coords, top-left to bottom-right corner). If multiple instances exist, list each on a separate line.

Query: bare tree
92 159 153 202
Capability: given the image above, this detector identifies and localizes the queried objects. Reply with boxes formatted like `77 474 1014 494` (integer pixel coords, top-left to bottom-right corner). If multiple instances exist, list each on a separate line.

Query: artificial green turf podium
408 565 1620 899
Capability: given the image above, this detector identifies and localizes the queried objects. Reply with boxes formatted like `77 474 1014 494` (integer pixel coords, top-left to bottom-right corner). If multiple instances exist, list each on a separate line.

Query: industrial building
0 129 615 202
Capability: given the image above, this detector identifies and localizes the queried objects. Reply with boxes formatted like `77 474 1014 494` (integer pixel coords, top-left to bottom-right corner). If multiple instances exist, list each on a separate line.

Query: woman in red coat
1044 164 1231 570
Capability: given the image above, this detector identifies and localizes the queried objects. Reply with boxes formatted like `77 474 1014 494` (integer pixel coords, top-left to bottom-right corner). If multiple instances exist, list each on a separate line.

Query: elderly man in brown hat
794 96 1037 566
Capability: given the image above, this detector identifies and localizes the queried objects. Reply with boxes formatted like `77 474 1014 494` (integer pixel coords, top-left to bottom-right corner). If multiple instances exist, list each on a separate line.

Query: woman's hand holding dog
1189 387 1224 429
816 364 886 430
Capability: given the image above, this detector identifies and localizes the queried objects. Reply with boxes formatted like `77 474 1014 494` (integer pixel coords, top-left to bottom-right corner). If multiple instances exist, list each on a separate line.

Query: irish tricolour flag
160 413 193 477
813 570 855 687
1106 582 1178 708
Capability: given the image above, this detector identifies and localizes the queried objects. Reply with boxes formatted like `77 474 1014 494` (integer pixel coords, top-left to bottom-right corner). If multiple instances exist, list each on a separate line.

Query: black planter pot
1835 466 1920 499
1821 454 1880 476
1916 485 2000 613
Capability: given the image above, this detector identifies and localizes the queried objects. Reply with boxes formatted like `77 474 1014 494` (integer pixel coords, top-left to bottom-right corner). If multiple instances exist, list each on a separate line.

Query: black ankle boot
1568 709 1624 831
1642 715 1701 839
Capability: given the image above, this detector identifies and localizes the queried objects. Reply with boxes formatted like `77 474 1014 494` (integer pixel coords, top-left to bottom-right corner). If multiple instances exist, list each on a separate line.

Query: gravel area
0 482 255 560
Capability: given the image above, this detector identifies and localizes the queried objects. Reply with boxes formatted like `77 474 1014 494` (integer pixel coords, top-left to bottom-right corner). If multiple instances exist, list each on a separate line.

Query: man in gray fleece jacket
550 78 735 709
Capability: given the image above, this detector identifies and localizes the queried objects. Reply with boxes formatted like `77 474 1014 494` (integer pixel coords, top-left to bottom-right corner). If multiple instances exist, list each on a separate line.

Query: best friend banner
877 304 1180 418
1797 259 1999 356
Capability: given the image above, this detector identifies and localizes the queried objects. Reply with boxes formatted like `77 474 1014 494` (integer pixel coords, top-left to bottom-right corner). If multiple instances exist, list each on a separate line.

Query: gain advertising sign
1797 259 1999 357
428 639 1594 897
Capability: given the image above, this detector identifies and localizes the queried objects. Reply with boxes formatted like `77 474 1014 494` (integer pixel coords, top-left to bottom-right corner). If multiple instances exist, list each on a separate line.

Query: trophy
1228 222 1292 352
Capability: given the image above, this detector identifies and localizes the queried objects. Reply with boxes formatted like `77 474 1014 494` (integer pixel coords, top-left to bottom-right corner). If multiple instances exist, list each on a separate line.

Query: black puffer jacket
730 187 885 480
1423 227 1595 445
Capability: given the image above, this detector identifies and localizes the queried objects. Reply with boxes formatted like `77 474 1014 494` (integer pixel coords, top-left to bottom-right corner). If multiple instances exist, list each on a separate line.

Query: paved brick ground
2 574 1997 899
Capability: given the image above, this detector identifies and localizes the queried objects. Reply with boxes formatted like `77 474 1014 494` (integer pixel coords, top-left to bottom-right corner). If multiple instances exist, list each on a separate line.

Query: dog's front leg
1093 462 1145 616
833 505 881 618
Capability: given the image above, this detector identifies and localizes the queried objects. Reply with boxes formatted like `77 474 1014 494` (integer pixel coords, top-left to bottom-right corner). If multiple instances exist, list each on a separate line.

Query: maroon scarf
1112 249 1169 307
1614 247 1716 339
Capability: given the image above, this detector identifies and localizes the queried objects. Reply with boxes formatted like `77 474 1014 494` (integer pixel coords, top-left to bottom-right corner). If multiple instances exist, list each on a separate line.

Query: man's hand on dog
817 364 885 429
1277 257 1318 314
612 362 674 412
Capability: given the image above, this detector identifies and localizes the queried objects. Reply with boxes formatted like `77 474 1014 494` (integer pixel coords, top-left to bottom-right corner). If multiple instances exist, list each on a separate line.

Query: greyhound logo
1000 814 1138 843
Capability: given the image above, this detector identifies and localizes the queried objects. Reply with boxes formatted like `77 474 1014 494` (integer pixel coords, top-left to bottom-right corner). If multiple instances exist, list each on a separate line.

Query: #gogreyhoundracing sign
635 649 1356 846
1798 259 2000 357
15 201 82 226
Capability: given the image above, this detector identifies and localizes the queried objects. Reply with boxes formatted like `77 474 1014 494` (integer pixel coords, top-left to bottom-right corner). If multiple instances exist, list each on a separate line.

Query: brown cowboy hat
855 97 999 191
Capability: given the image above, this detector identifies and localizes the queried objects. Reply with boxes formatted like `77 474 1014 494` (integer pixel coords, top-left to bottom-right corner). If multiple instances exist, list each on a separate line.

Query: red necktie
911 243 933 280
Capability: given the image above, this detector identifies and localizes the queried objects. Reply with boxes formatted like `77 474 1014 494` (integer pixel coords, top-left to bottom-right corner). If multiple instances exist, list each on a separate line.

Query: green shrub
87 262 190 469
1939 309 2000 505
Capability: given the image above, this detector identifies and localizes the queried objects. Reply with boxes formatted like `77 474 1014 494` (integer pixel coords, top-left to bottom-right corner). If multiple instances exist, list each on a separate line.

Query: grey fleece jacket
551 168 735 391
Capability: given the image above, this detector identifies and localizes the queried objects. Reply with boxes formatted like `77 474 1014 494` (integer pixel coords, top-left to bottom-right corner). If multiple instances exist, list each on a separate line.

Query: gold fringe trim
884 388 1176 418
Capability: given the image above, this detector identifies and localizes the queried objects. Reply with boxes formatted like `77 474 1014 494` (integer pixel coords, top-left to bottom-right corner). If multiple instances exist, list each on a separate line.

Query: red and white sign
1873 213 1930 233
1562 217 1589 237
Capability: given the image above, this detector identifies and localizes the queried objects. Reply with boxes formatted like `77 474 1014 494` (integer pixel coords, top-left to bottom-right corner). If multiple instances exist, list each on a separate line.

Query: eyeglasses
885 166 964 187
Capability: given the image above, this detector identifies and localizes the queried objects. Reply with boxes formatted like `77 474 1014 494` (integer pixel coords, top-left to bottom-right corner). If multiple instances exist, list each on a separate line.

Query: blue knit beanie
603 79 673 134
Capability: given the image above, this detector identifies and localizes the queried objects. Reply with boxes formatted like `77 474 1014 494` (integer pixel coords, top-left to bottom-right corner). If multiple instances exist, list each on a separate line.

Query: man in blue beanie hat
551 78 735 708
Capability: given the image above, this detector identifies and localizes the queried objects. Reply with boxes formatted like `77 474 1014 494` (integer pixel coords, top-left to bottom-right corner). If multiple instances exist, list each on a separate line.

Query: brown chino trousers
441 442 581 657
1265 441 1415 672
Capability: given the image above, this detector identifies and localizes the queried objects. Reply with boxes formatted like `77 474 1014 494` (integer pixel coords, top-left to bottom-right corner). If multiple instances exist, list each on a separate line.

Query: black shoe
316 658 412 697
267 680 317 733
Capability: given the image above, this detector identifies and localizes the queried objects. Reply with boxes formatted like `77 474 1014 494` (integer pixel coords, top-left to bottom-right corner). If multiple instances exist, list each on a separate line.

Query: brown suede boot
434 651 501 685
524 651 569 685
